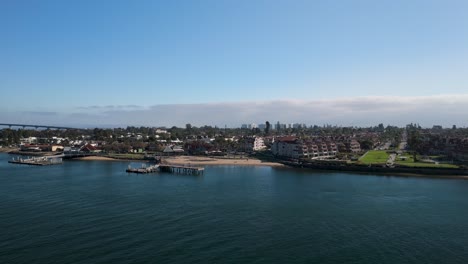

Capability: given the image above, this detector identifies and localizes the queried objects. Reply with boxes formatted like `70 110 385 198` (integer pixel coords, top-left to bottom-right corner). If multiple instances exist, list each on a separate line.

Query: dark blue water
1 153 468 264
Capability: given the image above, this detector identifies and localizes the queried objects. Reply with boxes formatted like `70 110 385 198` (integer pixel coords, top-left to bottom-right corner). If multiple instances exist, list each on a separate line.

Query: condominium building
271 137 338 159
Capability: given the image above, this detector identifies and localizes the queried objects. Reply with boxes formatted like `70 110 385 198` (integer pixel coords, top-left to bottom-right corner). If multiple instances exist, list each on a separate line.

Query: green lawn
106 153 145 160
395 155 459 169
359 150 390 164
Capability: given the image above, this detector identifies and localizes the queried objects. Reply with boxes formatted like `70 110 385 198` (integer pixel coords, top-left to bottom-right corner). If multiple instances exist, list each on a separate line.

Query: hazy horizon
1 95 467 129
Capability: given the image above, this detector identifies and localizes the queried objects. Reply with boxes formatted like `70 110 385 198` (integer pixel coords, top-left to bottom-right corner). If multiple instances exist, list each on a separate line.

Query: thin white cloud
2 95 468 128
76 105 146 111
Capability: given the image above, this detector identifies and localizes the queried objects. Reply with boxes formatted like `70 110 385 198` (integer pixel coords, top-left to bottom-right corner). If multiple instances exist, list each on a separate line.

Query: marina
126 164 160 174
8 155 63 166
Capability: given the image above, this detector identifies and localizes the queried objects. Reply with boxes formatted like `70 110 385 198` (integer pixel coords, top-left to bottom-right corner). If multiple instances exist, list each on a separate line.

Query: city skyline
1 95 468 128
2 0 468 126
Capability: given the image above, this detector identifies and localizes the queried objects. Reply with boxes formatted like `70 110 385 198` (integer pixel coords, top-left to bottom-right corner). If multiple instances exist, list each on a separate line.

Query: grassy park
105 153 146 160
358 150 390 164
394 154 459 169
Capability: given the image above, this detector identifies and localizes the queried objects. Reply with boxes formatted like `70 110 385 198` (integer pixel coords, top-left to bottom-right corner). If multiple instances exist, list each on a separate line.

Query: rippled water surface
1 153 468 264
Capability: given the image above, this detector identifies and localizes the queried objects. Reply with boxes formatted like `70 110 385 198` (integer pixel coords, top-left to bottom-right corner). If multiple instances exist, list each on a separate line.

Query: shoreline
73 156 125 161
161 156 284 167
3 152 467 179
280 167 468 180
73 155 284 167
282 161 468 179
0 148 19 153
72 155 468 179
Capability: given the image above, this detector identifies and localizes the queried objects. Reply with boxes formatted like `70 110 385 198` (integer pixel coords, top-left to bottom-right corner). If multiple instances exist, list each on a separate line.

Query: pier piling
125 164 204 175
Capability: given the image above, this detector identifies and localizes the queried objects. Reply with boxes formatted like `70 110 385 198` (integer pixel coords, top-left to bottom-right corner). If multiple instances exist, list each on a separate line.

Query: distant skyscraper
275 121 281 130
293 123 307 129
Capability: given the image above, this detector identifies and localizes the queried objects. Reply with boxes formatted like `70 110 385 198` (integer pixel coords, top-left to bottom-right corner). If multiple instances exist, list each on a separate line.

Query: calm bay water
1 153 468 264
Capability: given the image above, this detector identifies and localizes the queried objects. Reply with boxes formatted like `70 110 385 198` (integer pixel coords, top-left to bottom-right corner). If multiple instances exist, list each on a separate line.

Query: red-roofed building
80 144 102 153
272 137 339 159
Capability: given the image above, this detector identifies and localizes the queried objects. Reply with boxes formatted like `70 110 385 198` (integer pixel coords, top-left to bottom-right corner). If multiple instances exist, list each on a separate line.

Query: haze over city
2 0 468 127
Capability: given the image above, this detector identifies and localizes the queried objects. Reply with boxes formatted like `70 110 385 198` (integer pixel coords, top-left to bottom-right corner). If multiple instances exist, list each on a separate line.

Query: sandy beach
0 148 18 153
162 156 284 167
73 155 283 167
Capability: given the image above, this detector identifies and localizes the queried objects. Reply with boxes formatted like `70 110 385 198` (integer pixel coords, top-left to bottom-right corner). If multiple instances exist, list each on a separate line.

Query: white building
240 137 267 152
155 129 168 134
252 137 266 151
20 137 37 144
271 137 305 158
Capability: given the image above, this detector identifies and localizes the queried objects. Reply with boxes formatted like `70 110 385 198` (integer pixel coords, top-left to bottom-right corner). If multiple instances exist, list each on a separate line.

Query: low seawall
8 150 58 156
282 161 468 177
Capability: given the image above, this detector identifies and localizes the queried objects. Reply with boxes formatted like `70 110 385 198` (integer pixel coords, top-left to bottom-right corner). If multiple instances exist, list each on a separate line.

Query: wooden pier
125 163 204 175
159 165 204 175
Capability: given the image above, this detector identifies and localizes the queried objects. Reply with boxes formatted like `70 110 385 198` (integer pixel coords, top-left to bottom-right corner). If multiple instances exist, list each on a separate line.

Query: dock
125 163 204 175
126 164 159 174
159 164 204 175
8 155 63 166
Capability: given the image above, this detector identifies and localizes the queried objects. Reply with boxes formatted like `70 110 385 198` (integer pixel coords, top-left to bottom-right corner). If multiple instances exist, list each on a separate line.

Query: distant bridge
0 123 78 130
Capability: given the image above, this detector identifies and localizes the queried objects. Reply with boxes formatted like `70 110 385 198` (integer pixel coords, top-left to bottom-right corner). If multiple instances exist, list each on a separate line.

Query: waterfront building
163 145 185 155
338 139 361 153
80 144 102 153
272 136 338 159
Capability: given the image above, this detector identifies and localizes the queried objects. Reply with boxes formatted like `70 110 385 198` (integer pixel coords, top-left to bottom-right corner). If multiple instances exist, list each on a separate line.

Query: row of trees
1 123 406 146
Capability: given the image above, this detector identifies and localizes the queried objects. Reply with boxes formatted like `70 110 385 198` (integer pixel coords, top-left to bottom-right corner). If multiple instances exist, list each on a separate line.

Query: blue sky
1 0 468 127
